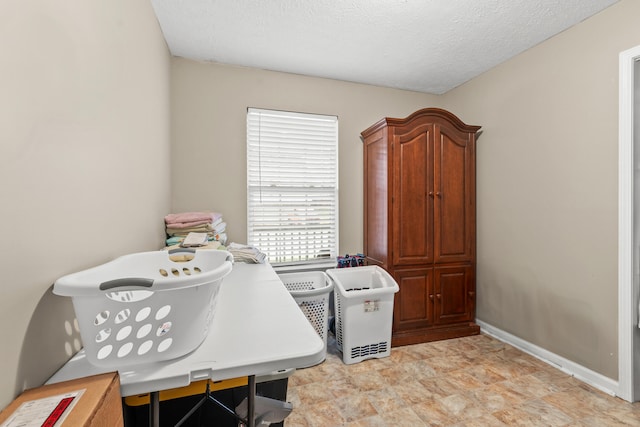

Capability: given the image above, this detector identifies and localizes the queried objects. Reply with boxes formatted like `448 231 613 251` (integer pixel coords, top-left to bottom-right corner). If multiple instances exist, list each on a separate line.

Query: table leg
149 391 159 427
247 375 256 427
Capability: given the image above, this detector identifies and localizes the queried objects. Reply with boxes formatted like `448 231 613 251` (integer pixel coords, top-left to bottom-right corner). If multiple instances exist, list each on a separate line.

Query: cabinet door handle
436 293 441 300
429 294 434 301
428 191 434 198
435 192 442 198
468 291 475 298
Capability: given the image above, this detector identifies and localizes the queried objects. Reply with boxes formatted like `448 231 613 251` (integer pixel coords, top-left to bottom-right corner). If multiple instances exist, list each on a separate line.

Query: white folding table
47 262 325 427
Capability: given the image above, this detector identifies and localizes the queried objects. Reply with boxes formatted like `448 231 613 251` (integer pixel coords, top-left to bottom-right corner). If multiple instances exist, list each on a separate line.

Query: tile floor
285 334 640 426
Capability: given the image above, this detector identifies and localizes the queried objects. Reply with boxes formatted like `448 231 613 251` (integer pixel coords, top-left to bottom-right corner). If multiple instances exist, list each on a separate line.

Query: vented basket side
55 250 232 368
327 266 399 365
279 271 333 366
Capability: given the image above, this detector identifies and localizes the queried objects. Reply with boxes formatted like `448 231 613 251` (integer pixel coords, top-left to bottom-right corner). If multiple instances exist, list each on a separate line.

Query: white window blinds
247 108 339 264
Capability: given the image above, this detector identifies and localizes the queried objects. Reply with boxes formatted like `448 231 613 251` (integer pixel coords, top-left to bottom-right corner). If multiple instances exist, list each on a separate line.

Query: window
247 108 338 264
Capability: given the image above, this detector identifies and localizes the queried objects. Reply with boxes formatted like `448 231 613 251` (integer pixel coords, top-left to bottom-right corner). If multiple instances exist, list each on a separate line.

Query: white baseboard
476 319 620 398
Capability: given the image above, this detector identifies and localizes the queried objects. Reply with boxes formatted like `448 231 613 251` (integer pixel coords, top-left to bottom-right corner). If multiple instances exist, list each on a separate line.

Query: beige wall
441 0 640 379
0 0 171 407
170 59 438 253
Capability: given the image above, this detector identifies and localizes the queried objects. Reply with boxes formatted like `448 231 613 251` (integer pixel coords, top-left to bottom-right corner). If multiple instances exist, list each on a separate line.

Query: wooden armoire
361 108 481 346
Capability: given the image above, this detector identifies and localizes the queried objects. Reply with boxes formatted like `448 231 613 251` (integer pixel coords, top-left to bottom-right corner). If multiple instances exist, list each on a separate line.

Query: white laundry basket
54 249 233 368
326 266 399 365
279 272 332 365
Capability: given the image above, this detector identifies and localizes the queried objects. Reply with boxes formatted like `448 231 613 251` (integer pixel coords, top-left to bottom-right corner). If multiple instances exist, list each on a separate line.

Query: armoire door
433 122 475 264
433 265 474 325
392 267 434 332
391 125 434 266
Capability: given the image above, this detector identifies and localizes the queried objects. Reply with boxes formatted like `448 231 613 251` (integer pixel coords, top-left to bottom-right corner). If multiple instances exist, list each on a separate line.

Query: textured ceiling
150 0 619 94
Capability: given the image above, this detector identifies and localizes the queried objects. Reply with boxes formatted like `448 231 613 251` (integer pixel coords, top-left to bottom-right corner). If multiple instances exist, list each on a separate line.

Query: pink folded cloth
165 212 222 225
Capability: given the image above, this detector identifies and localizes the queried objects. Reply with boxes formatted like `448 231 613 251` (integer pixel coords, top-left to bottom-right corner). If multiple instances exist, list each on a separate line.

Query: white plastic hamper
326 266 399 364
54 249 233 368
279 272 332 365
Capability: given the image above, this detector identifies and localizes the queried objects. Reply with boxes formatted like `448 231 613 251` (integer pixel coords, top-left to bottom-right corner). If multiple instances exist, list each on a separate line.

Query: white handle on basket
99 277 154 291
97 249 198 290
168 248 234 264
168 247 197 256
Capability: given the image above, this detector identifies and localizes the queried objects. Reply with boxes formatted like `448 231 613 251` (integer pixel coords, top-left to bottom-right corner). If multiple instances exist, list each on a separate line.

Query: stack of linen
226 242 267 264
164 211 228 247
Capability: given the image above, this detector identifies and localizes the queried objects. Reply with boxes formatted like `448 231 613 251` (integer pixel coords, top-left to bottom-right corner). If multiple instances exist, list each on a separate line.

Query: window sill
272 259 337 273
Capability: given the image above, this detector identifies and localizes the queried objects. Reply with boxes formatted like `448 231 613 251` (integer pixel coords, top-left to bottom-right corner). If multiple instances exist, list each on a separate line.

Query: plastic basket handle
99 278 154 291
168 247 235 265
168 248 196 255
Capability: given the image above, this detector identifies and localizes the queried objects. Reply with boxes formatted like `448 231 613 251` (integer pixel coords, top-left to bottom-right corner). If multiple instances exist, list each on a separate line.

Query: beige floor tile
492 399 574 427
501 373 558 399
375 364 412 385
341 358 381 374
353 355 397 371
437 393 487 420
529 366 582 391
399 341 443 360
461 364 508 386
483 357 539 380
448 413 509 427
416 376 463 401
465 334 507 352
287 386 302 407
314 357 350 379
424 354 472 374
344 414 389 427
362 388 408 413
378 407 428 427
542 386 615 420
345 369 388 392
289 363 332 387
285 407 311 427
335 393 378 422
295 381 337 405
446 368 490 391
602 402 640 424
466 381 529 412
324 378 356 400
285 334 637 427
411 398 468 426
378 359 438 386
385 346 420 363
568 412 640 426
301 400 347 427
392 379 439 405
402 359 439 380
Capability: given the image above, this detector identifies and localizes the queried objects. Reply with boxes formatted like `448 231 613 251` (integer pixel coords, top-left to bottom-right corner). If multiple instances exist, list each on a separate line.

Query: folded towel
180 232 210 247
227 242 266 264
166 219 213 229
166 224 216 235
164 217 224 230
166 236 184 246
164 211 222 225
166 231 227 244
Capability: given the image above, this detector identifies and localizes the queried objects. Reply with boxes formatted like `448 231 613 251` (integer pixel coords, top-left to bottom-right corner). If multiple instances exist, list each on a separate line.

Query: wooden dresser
361 108 481 346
